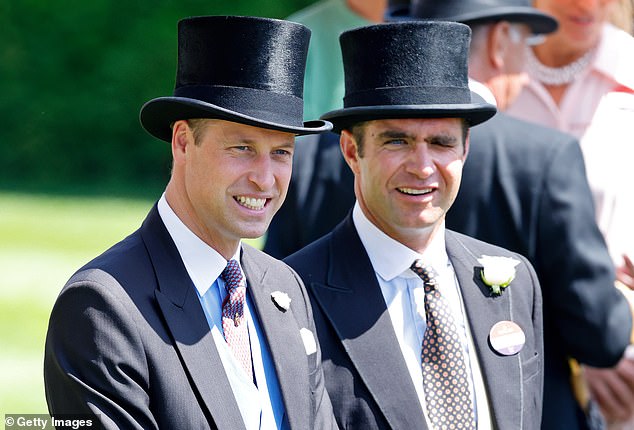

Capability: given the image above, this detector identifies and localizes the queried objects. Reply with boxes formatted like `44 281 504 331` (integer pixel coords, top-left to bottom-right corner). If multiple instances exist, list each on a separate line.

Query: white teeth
398 187 432 195
236 196 266 210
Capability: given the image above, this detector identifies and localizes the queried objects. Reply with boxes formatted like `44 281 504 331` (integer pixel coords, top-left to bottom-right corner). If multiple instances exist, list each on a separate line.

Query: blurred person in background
508 0 634 282
44 15 337 430
287 0 387 122
507 1 634 427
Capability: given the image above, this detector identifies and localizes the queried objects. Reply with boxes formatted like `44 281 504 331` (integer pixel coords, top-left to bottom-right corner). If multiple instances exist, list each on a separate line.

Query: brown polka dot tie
221 259 253 380
411 260 476 430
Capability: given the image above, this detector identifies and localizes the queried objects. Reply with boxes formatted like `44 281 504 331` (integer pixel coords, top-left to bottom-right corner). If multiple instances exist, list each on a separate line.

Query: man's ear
487 21 511 71
171 120 192 164
463 129 471 161
340 129 361 174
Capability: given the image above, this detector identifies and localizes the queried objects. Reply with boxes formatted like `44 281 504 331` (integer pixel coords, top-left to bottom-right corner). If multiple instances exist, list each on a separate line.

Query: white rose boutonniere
477 255 521 296
271 291 291 312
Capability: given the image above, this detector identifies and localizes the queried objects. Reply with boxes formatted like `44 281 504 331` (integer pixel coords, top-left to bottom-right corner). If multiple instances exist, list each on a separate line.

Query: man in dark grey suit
395 1 634 429
44 16 337 430
285 20 544 429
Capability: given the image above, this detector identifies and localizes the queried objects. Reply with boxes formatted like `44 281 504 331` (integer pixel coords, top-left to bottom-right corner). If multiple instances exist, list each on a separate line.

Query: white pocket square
299 327 317 356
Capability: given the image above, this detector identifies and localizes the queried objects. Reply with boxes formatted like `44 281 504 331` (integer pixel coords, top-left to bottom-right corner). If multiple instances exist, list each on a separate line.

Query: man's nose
405 145 435 178
247 154 276 190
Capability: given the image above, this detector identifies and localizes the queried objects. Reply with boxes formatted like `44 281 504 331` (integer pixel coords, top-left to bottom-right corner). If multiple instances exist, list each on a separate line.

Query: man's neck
164 182 239 260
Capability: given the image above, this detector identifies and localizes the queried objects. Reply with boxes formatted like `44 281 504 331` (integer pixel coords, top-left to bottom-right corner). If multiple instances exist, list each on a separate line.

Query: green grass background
0 191 265 425
0 192 155 420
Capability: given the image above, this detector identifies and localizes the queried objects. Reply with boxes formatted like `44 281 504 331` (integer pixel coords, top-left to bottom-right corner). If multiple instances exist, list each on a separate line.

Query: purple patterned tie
221 259 253 380
411 260 476 430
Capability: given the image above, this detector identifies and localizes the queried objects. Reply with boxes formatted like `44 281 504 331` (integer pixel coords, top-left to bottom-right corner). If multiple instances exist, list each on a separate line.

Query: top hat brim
140 97 332 142
321 97 497 134
387 6 558 35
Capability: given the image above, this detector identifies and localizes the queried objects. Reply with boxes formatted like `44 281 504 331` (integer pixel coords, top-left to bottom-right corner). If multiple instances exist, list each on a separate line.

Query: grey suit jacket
44 204 337 430
285 215 543 430
448 112 632 430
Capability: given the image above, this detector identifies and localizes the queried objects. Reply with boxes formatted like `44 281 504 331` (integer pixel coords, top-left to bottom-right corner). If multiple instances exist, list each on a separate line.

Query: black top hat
388 0 558 35
321 21 497 133
140 16 331 142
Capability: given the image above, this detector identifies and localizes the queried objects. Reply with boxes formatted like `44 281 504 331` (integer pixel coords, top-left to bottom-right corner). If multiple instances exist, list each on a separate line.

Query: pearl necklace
526 46 596 86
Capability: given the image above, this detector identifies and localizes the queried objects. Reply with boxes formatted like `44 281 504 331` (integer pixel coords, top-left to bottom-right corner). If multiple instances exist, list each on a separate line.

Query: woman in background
508 1 634 428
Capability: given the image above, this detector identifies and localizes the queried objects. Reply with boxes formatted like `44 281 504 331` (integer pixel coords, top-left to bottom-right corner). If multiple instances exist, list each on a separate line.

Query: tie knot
410 260 438 286
221 259 243 292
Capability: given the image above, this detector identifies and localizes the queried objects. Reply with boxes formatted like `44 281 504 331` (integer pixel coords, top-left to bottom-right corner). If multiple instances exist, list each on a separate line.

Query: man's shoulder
477 112 576 146
470 112 581 167
446 230 533 266
446 230 538 287
244 243 290 267
243 243 306 282
61 229 154 298
76 228 147 275
283 225 346 284
285 231 334 266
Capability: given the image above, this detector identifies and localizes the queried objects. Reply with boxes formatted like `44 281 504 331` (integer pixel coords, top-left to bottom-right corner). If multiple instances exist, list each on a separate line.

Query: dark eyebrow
376 130 414 140
426 134 459 146
376 130 460 146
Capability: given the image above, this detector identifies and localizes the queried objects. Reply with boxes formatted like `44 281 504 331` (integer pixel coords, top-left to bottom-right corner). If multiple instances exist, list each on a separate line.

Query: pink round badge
489 321 525 356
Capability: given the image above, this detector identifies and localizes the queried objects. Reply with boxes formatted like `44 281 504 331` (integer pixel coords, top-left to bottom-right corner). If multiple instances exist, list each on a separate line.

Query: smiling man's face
341 117 468 250
168 118 295 258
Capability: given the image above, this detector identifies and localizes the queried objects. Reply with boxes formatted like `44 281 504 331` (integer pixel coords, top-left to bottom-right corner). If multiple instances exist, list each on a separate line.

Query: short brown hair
186 119 210 146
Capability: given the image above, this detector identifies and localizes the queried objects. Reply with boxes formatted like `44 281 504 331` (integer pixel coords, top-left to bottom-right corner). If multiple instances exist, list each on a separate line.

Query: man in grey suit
285 20 543 429
44 16 337 430
393 1 634 428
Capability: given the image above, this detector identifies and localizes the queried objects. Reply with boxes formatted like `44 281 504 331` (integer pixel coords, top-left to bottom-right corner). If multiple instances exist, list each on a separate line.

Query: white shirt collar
157 193 241 296
352 202 449 281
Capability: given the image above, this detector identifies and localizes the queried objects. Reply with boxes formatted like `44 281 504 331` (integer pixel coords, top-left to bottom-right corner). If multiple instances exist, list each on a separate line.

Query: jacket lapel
141 205 246 430
241 246 311 430
310 216 427 430
445 232 522 430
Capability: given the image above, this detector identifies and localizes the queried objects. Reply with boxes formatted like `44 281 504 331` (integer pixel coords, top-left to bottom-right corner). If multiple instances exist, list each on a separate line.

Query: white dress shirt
352 203 492 429
157 194 285 430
